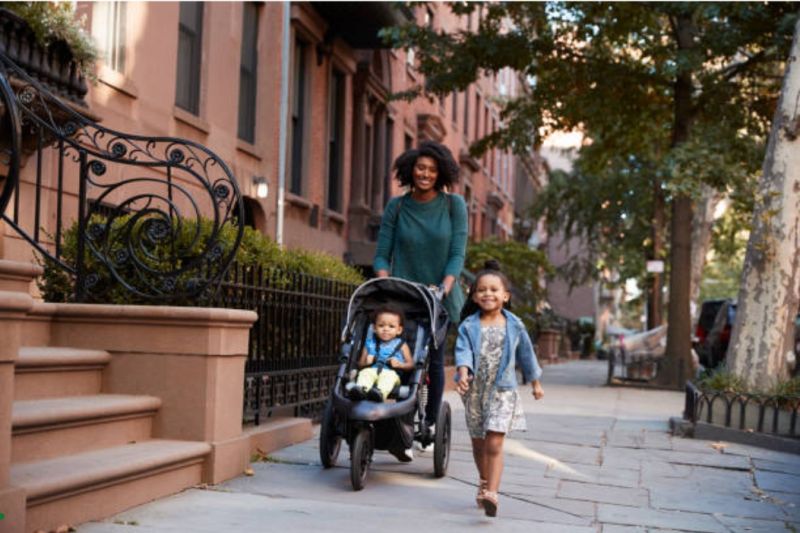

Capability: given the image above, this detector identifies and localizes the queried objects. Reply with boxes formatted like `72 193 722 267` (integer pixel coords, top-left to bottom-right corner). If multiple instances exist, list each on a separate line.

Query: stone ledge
32 301 257 327
671 417 800 455
244 417 313 456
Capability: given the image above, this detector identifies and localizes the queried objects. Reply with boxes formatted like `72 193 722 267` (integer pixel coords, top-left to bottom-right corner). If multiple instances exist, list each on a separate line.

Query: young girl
455 260 544 517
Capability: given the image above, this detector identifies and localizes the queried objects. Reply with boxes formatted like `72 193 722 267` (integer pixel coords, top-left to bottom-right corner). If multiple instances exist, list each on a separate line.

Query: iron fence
210 262 358 424
684 381 800 437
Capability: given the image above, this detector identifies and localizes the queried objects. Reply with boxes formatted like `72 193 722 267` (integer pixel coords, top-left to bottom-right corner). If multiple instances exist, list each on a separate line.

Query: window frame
175 2 204 115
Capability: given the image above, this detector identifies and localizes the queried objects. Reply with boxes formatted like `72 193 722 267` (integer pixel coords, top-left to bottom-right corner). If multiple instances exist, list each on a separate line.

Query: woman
373 140 468 444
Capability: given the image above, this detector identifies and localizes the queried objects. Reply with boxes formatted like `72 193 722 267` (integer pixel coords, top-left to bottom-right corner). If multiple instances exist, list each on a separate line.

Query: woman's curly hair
393 140 460 191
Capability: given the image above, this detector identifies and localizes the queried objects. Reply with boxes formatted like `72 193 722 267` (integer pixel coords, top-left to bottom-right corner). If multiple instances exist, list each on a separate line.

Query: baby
346 306 414 402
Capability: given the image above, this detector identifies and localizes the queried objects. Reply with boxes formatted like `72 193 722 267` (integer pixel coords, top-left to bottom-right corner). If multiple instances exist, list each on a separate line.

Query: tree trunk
689 185 723 320
727 18 800 391
657 12 696 389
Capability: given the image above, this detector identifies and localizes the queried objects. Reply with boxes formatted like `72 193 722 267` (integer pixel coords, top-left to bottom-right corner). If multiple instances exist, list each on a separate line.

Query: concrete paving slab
754 458 800 476
714 514 800 533
649 482 788 521
545 462 641 488
755 470 800 495
558 480 650 507
601 525 648 533
598 503 728 532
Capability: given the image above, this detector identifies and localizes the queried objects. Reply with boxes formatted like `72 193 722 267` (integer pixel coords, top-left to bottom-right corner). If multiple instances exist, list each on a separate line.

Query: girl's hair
459 260 512 322
393 140 460 191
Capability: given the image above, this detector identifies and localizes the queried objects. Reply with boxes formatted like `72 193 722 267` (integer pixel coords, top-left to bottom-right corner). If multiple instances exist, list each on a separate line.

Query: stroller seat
346 320 428 402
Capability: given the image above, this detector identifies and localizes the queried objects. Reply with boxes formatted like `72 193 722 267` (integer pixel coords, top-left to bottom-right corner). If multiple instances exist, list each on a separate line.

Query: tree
384 2 798 388
727 17 800 391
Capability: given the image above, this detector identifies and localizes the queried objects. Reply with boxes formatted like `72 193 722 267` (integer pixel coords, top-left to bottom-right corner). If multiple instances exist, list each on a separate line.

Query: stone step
15 346 111 400
12 394 161 462
11 439 210 533
0 259 41 293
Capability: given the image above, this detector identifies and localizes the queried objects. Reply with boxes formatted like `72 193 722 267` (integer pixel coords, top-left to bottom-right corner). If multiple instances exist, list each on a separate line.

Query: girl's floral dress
463 325 526 439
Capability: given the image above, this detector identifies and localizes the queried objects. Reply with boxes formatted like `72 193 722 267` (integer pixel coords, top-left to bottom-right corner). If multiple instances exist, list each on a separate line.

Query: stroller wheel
433 401 451 478
319 400 341 468
350 428 372 491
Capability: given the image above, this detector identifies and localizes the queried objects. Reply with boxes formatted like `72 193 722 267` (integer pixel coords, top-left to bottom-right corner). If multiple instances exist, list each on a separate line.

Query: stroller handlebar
428 284 445 302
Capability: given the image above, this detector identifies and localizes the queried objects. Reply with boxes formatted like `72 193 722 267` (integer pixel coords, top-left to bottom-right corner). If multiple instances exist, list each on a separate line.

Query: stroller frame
319 277 453 490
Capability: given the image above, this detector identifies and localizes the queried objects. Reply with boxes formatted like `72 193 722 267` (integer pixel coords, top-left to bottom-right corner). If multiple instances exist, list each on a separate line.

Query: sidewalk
81 361 800 532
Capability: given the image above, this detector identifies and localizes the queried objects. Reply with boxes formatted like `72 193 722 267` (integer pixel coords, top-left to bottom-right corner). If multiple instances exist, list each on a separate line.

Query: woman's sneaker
416 424 435 453
390 447 414 462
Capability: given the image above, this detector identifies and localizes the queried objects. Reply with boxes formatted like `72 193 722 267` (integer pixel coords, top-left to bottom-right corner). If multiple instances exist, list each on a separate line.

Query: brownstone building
0 1 545 270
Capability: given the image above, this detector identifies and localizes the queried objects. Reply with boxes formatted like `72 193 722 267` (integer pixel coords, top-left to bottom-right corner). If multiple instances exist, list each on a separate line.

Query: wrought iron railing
684 381 800 438
210 261 358 424
0 50 243 302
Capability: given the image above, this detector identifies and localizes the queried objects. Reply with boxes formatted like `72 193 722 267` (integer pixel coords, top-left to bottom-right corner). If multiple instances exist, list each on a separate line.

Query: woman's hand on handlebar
441 275 455 296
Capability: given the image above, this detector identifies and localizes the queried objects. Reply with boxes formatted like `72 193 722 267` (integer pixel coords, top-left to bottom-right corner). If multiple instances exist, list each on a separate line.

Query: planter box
536 329 561 362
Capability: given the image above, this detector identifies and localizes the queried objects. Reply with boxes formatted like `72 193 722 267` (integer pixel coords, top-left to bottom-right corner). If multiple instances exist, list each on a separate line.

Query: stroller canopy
342 277 449 348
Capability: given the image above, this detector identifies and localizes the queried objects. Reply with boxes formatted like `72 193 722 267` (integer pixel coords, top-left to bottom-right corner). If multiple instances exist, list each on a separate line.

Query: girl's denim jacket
454 309 542 390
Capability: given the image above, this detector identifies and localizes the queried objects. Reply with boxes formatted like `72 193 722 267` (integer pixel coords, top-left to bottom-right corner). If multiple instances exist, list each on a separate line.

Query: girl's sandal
476 478 488 509
481 490 498 517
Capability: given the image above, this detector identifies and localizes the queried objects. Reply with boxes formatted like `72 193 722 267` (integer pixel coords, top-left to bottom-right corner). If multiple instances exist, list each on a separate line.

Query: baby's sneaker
366 387 384 403
345 382 366 401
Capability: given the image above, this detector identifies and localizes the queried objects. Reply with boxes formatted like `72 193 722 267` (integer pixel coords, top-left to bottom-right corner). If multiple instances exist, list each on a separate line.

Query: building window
405 132 414 152
238 2 259 143
328 70 345 211
406 48 416 68
175 2 203 114
451 92 458 124
384 118 394 206
290 38 308 196
463 89 470 141
92 2 126 73
474 94 481 140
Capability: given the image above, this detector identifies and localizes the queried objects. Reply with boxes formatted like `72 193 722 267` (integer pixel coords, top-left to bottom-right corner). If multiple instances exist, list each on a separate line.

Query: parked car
699 300 800 372
702 300 737 369
693 299 729 367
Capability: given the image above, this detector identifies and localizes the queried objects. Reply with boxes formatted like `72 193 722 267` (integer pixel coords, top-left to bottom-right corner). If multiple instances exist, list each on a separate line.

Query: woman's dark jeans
425 336 446 426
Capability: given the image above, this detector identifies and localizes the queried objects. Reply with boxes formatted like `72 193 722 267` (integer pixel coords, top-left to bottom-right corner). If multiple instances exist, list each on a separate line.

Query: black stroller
319 277 452 490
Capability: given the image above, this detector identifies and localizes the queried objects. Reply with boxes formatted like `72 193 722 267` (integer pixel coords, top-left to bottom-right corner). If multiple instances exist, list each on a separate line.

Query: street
80 361 800 533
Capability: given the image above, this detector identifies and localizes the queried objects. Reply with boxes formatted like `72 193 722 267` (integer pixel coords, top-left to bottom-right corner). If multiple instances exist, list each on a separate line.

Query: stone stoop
9 350 211 533
11 440 211 533
0 259 258 532
9 345 211 533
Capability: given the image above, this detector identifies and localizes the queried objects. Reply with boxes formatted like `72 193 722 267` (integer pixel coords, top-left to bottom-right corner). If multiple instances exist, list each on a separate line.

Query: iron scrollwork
0 51 244 303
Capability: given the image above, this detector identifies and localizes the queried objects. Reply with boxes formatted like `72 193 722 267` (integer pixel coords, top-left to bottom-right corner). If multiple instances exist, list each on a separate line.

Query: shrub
38 215 364 305
464 238 553 333
696 368 749 395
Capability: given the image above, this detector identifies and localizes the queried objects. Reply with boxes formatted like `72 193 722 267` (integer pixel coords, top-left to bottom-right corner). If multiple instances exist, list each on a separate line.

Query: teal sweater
373 192 468 321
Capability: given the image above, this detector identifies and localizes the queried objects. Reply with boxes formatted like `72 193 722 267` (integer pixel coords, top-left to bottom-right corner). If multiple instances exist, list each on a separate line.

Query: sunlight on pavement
504 439 589 480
